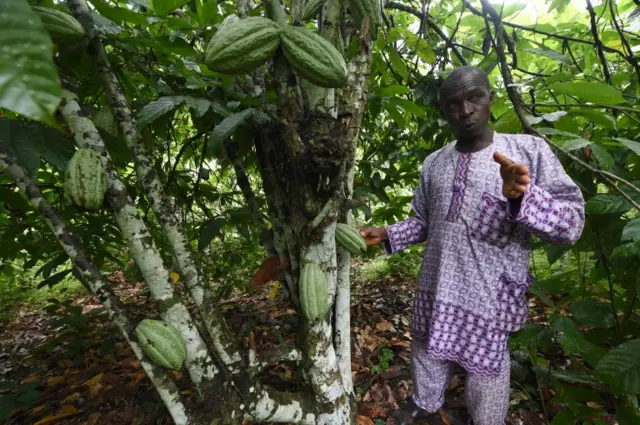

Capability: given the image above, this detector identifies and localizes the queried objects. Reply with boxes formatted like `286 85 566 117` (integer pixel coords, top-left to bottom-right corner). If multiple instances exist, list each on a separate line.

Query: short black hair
439 66 491 99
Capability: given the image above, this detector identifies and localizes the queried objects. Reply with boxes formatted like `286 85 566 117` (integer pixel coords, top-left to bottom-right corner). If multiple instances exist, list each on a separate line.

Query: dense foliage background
1 0 640 423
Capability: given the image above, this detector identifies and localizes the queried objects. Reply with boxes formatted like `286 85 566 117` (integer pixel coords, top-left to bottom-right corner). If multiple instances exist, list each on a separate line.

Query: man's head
439 66 494 140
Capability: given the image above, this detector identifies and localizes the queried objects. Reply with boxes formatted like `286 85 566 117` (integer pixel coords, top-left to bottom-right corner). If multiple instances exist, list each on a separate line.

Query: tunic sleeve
507 139 585 245
382 160 430 254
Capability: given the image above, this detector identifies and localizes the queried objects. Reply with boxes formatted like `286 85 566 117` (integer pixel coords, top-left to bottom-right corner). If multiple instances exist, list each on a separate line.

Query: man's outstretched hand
493 151 531 200
358 226 389 246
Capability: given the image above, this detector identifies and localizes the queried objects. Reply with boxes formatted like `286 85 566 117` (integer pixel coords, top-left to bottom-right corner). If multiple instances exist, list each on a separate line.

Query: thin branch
586 0 612 84
224 139 275 254
609 0 640 83
165 131 207 192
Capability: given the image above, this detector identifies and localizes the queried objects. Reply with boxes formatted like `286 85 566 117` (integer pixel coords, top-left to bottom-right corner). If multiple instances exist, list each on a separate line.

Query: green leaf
595 339 640 393
586 194 632 214
207 109 255 158
493 110 522 133
388 48 408 81
184 96 211 118
0 188 31 212
548 82 627 105
562 138 591 151
0 118 40 176
0 396 16 421
617 405 640 425
536 127 581 138
37 269 72 289
570 300 617 328
0 1 61 124
622 218 640 242
614 138 640 157
195 0 219 25
136 96 186 128
151 0 190 16
589 144 614 170
387 98 425 117
376 85 411 97
569 108 616 130
198 217 225 250
88 0 149 25
523 48 573 66
550 314 606 368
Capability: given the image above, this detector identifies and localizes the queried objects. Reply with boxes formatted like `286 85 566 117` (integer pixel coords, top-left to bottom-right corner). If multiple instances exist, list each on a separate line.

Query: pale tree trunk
0 147 200 425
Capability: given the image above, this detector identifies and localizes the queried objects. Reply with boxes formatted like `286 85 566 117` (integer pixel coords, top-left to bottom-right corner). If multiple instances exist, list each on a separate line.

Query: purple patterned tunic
383 132 585 377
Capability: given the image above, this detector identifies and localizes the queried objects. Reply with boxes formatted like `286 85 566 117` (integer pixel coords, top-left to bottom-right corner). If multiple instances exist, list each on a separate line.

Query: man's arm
494 141 585 245
360 160 430 254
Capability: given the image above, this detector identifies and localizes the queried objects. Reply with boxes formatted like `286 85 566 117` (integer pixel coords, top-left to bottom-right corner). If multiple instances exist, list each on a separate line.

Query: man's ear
489 90 495 104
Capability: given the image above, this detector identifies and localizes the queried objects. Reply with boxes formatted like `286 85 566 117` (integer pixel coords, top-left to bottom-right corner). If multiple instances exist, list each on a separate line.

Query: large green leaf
615 138 640 157
595 339 640 393
548 82 627 105
136 96 187 128
550 314 606 368
569 108 616 130
207 109 255 158
151 0 190 16
589 144 615 170
523 48 573 66
586 194 632 214
570 300 617 328
0 1 61 124
622 218 640 242
617 405 640 425
198 217 226 250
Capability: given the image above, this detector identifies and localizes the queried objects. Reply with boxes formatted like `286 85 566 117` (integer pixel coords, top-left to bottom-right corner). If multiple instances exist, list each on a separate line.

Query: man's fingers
493 151 514 167
516 175 531 185
513 164 529 176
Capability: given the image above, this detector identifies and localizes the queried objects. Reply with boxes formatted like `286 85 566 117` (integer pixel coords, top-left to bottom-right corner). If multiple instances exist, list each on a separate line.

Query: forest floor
0 259 551 425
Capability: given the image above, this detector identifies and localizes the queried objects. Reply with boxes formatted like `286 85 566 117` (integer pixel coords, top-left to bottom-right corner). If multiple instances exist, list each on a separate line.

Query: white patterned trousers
411 339 511 425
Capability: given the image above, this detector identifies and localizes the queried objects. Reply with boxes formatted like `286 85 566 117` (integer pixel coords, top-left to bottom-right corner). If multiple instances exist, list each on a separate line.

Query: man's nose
460 101 472 117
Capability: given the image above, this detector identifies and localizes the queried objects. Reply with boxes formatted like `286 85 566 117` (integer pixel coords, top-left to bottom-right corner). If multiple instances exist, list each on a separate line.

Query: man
359 66 585 425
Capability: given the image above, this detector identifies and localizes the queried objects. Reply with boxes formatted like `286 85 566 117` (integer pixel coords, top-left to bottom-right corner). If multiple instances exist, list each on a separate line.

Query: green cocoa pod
349 0 381 37
335 223 367 255
280 26 347 88
33 6 86 44
135 319 187 371
301 0 326 21
299 262 329 322
64 148 108 211
205 17 282 74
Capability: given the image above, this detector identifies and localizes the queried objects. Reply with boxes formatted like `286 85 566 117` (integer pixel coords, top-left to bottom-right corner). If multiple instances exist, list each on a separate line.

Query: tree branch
224 139 276 254
385 0 467 65
0 147 196 425
609 0 640 83
586 0 612 84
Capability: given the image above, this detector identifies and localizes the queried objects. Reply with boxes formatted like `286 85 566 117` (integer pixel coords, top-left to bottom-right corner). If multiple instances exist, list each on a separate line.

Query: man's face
440 73 494 139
